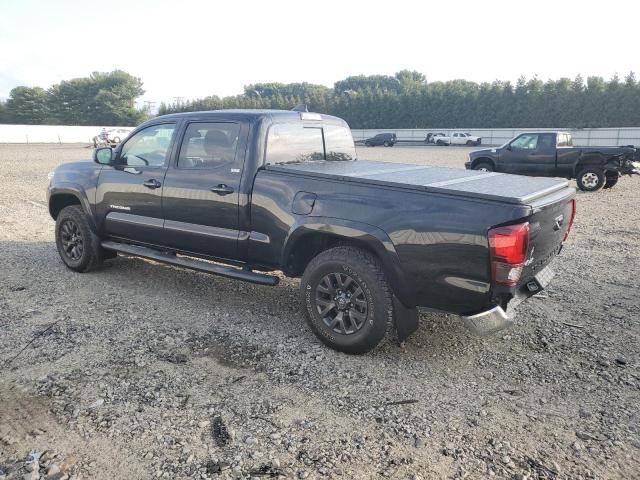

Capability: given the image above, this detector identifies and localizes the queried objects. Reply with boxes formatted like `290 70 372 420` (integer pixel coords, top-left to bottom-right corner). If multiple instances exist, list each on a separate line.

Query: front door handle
210 184 234 195
143 179 161 189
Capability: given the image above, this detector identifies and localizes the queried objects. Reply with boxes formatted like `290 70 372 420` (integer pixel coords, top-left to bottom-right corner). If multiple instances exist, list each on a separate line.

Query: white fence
0 124 133 144
351 127 640 147
1 124 639 147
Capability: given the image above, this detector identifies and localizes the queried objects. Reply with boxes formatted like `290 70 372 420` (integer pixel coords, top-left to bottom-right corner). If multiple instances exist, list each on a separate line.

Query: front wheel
472 161 494 172
55 205 105 272
301 246 393 354
576 167 605 192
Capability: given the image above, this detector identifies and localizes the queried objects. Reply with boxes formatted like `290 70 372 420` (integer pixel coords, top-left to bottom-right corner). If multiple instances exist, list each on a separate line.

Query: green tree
157 71 640 129
0 100 7 123
4 86 49 124
47 70 146 125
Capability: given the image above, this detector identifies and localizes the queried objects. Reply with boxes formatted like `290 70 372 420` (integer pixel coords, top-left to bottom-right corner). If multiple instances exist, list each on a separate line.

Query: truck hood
469 148 497 158
51 160 101 183
268 160 573 205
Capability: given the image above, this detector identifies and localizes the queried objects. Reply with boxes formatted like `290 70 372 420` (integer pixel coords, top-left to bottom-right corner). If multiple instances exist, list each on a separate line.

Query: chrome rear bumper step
461 306 514 335
101 241 279 286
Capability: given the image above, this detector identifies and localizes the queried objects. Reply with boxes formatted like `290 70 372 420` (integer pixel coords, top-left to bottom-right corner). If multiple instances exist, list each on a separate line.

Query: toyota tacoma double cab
48 110 576 353
466 131 639 191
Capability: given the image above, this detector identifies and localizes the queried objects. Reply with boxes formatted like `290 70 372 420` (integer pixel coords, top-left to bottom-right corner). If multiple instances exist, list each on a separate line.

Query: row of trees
2 69 640 128
159 70 640 129
0 70 147 126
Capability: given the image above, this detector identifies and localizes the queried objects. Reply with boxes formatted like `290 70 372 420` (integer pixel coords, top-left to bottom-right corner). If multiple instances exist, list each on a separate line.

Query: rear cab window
178 122 241 169
265 123 356 165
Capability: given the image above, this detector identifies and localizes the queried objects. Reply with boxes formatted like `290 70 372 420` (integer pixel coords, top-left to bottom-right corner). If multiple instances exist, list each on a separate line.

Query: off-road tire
301 246 393 354
472 161 494 172
55 205 104 272
576 167 605 192
603 172 619 189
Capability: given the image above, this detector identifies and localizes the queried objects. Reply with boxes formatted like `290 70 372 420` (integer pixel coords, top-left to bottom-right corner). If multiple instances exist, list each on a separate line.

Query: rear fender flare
282 217 416 307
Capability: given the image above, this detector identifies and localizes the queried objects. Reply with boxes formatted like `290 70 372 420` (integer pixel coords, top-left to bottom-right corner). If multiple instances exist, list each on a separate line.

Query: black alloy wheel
315 272 368 335
59 219 84 261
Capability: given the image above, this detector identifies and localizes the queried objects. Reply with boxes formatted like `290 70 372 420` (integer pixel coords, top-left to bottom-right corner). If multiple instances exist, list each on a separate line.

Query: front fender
48 183 97 232
282 217 416 307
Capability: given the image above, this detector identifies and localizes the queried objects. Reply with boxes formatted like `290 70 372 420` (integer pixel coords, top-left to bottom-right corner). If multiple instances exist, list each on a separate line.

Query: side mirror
94 147 113 165
505 144 512 151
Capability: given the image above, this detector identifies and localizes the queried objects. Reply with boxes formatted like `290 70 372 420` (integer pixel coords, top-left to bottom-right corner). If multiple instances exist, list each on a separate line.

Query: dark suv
364 133 397 147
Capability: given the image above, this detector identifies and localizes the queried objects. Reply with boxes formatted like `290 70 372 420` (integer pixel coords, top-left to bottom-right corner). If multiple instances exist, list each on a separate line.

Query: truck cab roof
145 109 348 126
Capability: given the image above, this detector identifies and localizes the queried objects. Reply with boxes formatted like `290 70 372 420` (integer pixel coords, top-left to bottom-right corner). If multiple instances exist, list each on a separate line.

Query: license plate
534 265 555 289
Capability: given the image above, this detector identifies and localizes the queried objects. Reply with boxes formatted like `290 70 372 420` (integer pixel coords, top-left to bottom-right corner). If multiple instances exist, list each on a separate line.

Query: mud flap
393 295 419 342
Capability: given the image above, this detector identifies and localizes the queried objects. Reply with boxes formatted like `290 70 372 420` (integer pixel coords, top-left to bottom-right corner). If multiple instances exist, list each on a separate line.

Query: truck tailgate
267 160 570 205
521 188 575 282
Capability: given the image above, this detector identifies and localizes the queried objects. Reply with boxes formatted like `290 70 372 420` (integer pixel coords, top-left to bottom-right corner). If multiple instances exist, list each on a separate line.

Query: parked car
429 132 481 146
364 132 397 147
466 131 639 191
425 132 446 144
48 110 576 353
106 128 132 144
92 128 133 147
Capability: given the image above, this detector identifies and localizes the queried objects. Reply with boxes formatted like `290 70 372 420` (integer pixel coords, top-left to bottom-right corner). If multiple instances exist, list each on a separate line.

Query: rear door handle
143 179 161 189
210 184 234 195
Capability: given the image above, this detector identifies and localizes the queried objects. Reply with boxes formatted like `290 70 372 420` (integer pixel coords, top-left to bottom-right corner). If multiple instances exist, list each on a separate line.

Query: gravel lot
0 144 638 480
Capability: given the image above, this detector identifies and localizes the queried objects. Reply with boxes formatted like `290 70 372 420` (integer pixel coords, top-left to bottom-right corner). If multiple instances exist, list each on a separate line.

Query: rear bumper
462 306 513 335
461 263 555 335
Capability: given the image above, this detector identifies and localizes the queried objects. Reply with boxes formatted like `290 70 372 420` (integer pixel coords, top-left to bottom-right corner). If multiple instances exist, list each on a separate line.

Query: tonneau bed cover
266 160 571 205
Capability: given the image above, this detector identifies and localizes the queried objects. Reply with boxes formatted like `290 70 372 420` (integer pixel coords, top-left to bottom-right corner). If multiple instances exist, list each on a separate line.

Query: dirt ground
0 144 638 480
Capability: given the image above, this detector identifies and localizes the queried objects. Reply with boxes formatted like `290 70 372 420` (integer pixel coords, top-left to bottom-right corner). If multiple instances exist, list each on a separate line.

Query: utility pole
143 101 157 114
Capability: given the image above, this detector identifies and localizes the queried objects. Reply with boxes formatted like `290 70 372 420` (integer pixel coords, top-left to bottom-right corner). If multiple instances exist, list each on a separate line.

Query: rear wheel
576 167 605 192
472 161 494 172
55 205 105 272
603 172 619 189
301 246 393 354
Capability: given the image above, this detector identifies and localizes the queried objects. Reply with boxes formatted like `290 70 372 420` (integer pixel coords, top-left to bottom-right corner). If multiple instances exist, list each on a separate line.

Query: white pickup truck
430 132 482 146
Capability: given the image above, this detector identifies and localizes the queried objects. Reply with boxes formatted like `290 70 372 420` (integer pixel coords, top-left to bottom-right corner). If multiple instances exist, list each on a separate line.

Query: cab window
178 122 240 169
511 134 538 150
266 124 324 165
324 125 356 161
538 133 555 150
119 124 176 167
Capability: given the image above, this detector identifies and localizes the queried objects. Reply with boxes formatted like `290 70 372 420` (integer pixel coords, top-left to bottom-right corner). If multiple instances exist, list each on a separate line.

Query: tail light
563 199 577 241
489 222 530 286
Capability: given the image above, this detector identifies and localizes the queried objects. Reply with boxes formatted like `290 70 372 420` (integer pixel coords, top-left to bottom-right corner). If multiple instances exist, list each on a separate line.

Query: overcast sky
1 0 638 106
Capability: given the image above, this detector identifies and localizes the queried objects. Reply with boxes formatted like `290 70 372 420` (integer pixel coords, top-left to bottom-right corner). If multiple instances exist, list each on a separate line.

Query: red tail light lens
489 223 530 264
489 222 530 285
563 199 576 241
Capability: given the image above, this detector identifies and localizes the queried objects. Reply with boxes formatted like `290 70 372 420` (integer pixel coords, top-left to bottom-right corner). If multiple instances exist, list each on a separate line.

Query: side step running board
101 241 279 286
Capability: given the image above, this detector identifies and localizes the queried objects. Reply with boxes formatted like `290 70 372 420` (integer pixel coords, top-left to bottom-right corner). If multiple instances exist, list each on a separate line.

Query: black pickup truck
466 131 639 191
48 110 576 353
